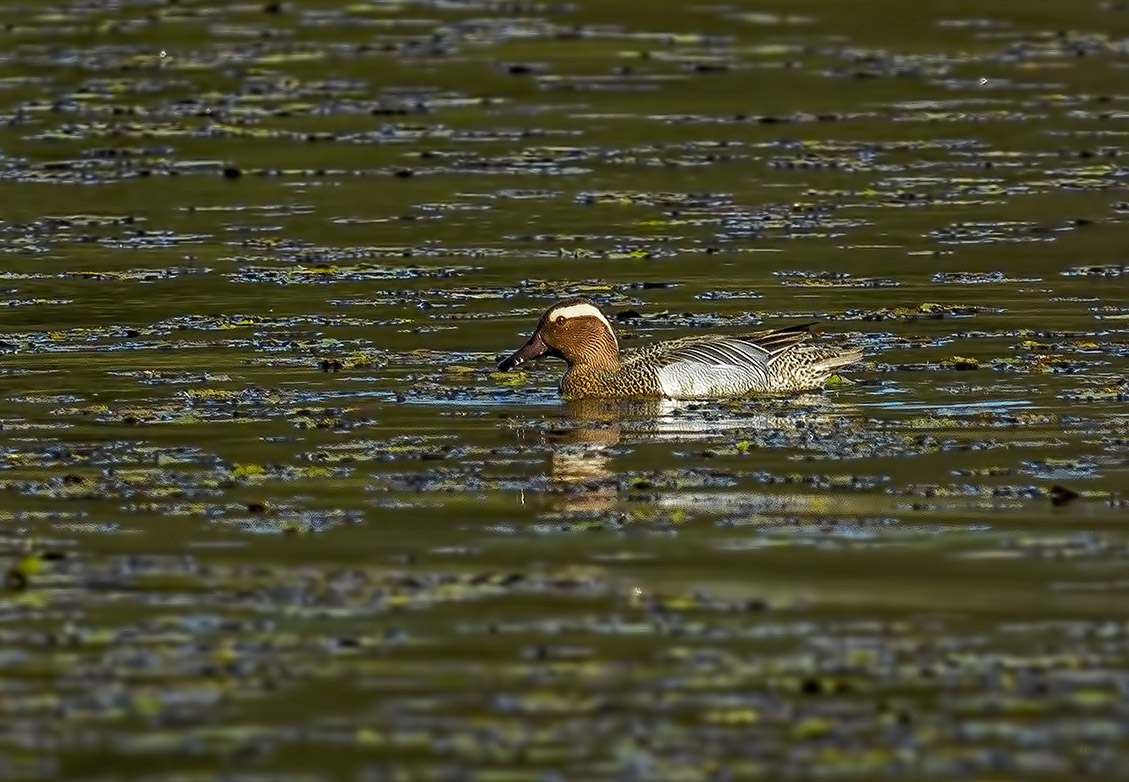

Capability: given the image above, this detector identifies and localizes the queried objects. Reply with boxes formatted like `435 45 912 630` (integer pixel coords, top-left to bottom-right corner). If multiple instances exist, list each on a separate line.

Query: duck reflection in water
519 396 863 517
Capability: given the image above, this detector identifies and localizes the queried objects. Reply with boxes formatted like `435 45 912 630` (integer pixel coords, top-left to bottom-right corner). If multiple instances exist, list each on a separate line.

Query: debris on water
940 356 982 370
843 302 1002 320
1049 485 1081 506
1062 263 1125 277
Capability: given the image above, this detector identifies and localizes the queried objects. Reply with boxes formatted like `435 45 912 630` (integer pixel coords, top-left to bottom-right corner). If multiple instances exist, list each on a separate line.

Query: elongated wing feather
639 322 815 369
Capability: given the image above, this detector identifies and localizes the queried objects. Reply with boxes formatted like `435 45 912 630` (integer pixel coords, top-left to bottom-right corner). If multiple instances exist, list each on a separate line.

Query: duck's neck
565 331 619 370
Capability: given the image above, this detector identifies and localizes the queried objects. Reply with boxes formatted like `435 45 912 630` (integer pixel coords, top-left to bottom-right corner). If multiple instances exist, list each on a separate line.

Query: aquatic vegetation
0 0 1126 778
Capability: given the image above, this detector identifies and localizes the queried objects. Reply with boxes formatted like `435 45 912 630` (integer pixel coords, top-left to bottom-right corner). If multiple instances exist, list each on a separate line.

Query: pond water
1 0 1128 779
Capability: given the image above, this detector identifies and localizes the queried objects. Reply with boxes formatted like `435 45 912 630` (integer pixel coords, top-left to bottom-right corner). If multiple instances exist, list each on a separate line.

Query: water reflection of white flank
539 397 864 514
560 395 845 438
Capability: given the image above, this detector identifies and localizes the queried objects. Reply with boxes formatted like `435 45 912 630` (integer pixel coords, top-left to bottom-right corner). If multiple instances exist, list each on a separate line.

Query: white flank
656 364 759 400
551 302 616 341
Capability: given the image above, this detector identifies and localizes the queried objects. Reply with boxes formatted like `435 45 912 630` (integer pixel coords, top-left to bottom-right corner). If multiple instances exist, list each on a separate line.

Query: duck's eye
554 315 565 325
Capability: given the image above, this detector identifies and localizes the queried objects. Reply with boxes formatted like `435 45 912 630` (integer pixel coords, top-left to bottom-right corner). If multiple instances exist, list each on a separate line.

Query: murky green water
2 0 1128 779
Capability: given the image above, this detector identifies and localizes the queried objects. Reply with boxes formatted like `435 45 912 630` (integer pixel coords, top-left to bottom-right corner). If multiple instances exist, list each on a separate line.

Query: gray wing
642 323 814 368
624 323 815 398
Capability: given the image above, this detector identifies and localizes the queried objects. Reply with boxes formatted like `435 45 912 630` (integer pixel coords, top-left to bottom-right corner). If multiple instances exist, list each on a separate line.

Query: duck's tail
812 345 864 374
766 344 863 392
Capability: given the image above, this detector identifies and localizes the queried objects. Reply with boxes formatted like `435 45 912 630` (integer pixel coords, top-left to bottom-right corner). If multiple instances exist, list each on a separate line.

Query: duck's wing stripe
741 322 816 355
656 339 766 367
648 324 814 370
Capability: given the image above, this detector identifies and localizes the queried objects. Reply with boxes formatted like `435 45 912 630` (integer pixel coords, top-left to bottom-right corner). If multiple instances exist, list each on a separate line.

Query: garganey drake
497 297 862 400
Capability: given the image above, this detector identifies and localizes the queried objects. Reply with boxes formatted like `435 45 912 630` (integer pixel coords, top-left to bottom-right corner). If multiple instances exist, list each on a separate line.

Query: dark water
1 0 1128 779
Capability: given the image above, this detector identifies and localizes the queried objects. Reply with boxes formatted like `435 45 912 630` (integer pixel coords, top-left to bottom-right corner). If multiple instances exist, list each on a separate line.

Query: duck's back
625 324 858 400
559 323 860 400
618 325 805 399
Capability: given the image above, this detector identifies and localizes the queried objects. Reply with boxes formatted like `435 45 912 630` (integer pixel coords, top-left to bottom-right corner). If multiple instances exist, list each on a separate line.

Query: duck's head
497 298 619 371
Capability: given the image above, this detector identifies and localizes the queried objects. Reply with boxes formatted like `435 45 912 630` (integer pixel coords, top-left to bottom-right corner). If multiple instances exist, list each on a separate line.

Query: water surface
1 0 1128 779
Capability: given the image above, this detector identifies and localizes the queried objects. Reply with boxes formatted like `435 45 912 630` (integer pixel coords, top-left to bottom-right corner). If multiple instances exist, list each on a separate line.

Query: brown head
497 298 620 371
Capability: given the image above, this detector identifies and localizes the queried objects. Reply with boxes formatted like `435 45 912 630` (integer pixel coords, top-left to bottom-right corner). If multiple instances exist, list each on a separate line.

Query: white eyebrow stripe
551 303 615 337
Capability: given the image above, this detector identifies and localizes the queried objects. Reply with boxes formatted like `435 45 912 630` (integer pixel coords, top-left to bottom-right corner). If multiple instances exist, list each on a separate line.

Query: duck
496 297 862 400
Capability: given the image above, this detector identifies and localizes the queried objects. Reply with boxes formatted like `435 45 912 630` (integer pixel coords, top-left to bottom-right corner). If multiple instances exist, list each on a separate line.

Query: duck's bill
497 332 549 371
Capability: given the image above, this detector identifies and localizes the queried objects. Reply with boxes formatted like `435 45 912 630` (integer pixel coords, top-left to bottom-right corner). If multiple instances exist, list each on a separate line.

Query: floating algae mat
1 0 1128 779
